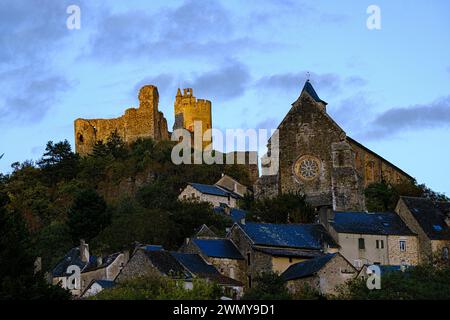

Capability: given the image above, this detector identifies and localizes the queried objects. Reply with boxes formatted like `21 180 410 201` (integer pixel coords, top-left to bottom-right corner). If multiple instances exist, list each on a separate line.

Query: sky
1 0 450 195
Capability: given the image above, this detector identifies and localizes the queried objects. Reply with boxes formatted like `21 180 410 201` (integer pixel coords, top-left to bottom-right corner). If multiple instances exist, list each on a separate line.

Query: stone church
255 80 413 212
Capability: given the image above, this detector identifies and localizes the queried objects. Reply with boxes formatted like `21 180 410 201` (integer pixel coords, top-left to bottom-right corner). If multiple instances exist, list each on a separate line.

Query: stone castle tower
74 85 169 155
173 88 212 149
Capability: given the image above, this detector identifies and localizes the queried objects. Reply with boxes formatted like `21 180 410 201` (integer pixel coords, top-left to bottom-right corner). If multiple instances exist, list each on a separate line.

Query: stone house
180 238 246 285
171 252 243 298
51 240 128 296
215 174 250 198
327 211 419 268
227 222 339 289
396 197 450 261
282 253 357 296
80 280 116 299
178 183 241 208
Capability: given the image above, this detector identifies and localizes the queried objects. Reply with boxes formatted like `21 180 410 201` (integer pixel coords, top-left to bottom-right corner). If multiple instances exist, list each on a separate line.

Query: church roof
302 80 327 105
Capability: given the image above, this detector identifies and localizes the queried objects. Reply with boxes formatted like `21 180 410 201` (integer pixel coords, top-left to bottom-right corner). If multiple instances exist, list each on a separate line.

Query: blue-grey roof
143 245 164 251
193 239 244 260
302 80 327 105
95 280 116 289
282 254 336 281
143 250 191 279
253 247 323 258
171 252 220 276
331 212 415 236
189 183 240 199
239 223 338 250
213 206 247 223
402 197 450 240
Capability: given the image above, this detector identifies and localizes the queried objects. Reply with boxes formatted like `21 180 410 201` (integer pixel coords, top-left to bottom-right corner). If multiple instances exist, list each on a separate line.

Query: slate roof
282 254 336 281
436 202 450 218
171 252 220 276
331 211 415 236
142 245 164 251
302 80 327 105
52 249 123 277
239 223 338 250
189 183 241 199
143 250 191 278
192 239 244 260
213 206 247 223
94 279 116 289
171 252 243 287
401 197 450 240
52 247 91 277
253 247 323 258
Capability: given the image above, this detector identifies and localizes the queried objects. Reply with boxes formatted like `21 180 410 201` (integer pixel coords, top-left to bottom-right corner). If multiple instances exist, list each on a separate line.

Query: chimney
97 256 103 267
185 238 190 245
240 218 246 225
80 239 90 263
34 257 42 274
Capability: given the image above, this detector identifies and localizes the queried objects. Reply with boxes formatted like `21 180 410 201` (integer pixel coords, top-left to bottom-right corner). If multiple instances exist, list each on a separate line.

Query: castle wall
74 85 168 155
174 88 212 149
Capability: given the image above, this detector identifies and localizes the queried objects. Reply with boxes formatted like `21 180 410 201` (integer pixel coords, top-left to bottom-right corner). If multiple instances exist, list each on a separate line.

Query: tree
67 189 110 243
0 191 70 300
336 260 450 300
37 140 79 183
92 275 221 300
242 272 291 300
247 192 316 224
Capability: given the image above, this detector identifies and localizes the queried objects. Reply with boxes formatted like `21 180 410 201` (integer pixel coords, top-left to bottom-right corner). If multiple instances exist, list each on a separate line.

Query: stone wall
387 235 420 266
74 85 169 155
349 138 413 187
178 184 237 208
286 254 356 296
116 250 161 283
174 88 212 150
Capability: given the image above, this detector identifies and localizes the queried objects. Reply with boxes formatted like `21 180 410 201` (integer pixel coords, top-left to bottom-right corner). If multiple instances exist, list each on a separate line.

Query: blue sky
1 0 450 194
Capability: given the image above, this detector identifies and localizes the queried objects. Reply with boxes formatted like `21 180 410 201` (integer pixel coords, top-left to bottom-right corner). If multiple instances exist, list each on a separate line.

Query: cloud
87 0 264 62
364 95 450 139
255 71 366 94
185 61 251 101
0 0 79 124
134 60 252 102
1 75 71 123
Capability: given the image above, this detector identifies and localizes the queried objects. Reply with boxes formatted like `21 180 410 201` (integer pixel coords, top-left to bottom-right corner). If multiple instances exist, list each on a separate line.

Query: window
289 257 293 263
191 193 195 199
247 253 251 266
399 240 407 252
376 240 384 249
358 238 365 250
443 247 449 260
247 276 252 288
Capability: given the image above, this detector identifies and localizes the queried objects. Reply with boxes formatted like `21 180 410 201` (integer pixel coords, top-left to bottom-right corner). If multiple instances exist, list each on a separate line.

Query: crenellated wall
173 88 212 149
74 85 169 156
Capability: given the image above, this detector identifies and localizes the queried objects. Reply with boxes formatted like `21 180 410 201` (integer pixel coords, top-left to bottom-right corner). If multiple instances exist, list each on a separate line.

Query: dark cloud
255 71 366 94
185 61 251 101
1 75 71 123
0 0 80 124
365 95 450 138
87 0 263 62
134 60 251 103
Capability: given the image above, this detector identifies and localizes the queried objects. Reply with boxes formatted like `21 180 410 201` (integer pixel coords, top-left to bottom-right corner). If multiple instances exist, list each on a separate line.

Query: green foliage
0 192 70 300
37 140 79 184
92 275 221 300
290 283 323 300
246 192 316 224
336 261 450 300
68 189 110 243
365 180 449 212
242 272 292 300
